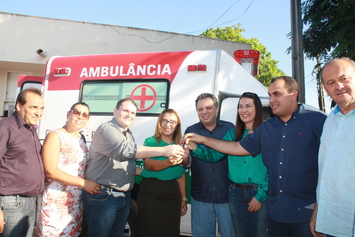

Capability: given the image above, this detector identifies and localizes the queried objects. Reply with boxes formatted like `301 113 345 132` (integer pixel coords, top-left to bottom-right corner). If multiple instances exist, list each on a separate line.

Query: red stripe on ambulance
47 51 193 91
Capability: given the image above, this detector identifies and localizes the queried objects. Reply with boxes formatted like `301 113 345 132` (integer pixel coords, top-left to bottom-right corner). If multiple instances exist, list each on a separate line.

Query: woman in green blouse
138 109 189 237
192 92 269 237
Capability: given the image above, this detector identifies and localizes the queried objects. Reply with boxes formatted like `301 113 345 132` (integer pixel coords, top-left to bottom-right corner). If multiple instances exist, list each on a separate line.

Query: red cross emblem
131 84 157 112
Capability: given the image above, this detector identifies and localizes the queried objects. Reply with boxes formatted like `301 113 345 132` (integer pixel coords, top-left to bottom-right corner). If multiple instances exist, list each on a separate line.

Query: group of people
183 57 355 237
0 56 355 237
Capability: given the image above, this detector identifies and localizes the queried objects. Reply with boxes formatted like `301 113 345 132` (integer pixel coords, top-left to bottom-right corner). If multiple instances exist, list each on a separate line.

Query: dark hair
116 98 138 110
16 87 42 106
70 102 90 112
270 76 299 93
235 92 264 141
64 102 90 129
195 93 218 108
154 109 182 144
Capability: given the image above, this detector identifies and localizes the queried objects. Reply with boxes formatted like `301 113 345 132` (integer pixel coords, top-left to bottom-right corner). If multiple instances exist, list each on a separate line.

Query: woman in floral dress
36 102 101 237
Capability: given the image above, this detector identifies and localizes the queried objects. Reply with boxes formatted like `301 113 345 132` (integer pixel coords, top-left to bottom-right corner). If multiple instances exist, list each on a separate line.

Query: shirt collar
333 105 355 116
334 105 341 115
110 117 132 135
292 103 303 118
13 111 34 131
277 103 303 123
196 119 223 129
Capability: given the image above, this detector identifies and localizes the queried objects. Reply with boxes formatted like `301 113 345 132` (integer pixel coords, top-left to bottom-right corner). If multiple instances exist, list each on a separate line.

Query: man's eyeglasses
161 119 177 125
72 109 90 119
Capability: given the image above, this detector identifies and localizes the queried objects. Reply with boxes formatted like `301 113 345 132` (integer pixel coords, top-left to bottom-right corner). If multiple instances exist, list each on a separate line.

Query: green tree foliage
302 0 355 61
200 24 285 87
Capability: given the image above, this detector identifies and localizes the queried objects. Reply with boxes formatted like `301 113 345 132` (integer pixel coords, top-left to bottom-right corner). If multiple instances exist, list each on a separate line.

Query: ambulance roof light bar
53 68 71 77
187 64 207 72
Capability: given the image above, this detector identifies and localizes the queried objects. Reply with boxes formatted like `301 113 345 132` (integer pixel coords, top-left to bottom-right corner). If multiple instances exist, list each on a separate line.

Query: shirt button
281 149 284 151
280 190 283 192
279 176 282 178
283 135 286 138
280 162 283 164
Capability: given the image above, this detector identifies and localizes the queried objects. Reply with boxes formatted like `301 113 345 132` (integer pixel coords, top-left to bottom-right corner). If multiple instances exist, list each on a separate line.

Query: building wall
0 12 251 116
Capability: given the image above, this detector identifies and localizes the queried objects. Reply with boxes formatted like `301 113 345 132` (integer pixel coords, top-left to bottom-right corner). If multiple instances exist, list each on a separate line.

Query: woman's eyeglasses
161 119 177 125
72 109 90 119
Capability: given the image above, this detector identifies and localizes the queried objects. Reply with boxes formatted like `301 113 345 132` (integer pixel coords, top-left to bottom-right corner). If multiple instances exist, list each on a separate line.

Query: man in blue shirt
185 93 235 237
185 77 327 237
310 58 355 237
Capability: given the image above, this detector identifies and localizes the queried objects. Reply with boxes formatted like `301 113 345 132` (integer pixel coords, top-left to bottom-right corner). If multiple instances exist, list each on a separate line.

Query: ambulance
17 49 271 236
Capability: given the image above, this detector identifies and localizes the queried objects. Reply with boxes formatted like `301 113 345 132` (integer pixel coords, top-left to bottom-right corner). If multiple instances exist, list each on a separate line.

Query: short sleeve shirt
140 136 186 181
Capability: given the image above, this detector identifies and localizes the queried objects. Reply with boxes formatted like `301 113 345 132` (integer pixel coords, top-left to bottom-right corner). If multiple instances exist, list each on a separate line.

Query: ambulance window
81 79 170 116
21 81 42 91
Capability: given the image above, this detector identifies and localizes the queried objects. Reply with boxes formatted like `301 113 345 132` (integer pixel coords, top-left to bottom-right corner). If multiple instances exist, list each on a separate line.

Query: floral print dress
37 129 89 237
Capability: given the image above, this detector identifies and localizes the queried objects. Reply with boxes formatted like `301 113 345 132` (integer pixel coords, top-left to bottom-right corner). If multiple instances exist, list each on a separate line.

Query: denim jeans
0 195 36 237
191 197 234 237
228 184 269 237
82 189 131 237
267 215 313 237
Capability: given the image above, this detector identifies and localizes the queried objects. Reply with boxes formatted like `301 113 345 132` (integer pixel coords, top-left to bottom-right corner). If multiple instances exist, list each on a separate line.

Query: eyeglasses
161 119 177 126
72 109 90 119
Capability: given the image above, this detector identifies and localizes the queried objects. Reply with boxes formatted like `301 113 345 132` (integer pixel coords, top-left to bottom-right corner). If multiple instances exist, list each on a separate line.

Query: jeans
191 197 234 237
0 195 36 237
82 189 131 237
228 184 269 237
267 215 313 237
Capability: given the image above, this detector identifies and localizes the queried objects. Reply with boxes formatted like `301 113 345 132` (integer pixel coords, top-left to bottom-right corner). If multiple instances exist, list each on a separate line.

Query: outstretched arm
136 144 184 159
183 133 250 156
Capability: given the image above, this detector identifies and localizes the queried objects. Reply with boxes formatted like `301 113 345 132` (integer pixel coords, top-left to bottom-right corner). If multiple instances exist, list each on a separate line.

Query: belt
100 185 122 192
232 183 256 189
0 194 35 198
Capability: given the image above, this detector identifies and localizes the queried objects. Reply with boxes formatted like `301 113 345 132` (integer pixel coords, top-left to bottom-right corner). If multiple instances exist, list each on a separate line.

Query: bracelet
181 197 188 201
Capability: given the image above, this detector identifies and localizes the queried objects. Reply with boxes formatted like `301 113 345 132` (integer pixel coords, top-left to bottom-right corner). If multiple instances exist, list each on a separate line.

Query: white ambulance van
17 49 272 236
